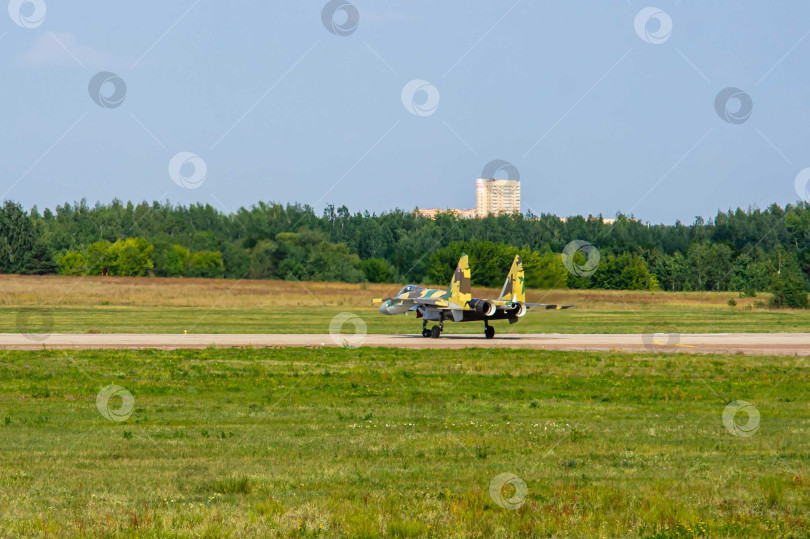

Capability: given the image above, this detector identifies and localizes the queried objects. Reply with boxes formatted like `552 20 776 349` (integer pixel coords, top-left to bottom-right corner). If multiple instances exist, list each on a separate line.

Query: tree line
1 199 808 307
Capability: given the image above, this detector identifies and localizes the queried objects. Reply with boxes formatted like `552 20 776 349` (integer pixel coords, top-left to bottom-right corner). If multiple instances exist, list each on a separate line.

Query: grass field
0 347 807 536
1 275 809 335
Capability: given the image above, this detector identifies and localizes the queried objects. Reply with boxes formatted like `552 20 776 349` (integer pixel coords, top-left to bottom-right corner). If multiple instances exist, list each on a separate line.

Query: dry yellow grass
0 274 763 310
3 275 797 337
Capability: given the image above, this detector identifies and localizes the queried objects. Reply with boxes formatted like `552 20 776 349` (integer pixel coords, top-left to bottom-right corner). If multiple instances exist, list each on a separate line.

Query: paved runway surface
1 333 808 355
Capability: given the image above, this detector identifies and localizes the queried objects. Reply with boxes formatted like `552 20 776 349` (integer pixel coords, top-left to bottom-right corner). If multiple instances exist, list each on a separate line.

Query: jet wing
374 297 455 309
412 297 450 307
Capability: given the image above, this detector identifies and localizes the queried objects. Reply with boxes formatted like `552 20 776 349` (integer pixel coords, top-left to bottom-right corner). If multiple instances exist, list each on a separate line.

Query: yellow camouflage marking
445 254 472 309
498 255 525 304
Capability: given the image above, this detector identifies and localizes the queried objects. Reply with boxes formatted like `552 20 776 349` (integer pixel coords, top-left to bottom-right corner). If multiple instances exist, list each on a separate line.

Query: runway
0 332 808 355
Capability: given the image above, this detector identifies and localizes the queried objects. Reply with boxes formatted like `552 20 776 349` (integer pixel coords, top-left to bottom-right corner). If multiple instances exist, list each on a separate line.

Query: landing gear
422 320 444 338
427 321 444 339
484 322 495 339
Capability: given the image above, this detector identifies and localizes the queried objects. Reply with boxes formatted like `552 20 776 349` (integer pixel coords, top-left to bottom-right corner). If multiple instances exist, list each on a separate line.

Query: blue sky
1 0 809 223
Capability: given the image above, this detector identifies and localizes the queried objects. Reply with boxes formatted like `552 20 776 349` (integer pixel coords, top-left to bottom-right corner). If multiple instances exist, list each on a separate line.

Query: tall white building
475 178 520 217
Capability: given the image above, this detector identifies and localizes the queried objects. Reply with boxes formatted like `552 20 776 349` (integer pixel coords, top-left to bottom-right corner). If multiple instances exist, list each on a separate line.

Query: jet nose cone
378 302 389 315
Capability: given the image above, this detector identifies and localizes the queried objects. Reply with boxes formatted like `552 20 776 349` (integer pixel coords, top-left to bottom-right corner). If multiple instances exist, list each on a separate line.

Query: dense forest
1 199 809 307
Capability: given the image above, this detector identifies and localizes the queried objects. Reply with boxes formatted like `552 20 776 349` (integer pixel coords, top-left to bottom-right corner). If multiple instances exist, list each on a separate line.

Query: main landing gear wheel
430 325 442 339
484 325 495 339
422 329 431 338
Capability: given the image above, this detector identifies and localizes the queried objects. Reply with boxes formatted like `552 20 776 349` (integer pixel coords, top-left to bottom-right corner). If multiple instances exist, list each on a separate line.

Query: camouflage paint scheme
374 254 572 337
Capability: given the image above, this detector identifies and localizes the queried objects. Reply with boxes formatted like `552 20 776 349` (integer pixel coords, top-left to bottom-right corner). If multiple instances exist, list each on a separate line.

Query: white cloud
19 32 124 68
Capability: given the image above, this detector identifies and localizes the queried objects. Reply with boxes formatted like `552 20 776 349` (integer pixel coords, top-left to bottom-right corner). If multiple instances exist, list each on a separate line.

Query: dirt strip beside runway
0 333 808 355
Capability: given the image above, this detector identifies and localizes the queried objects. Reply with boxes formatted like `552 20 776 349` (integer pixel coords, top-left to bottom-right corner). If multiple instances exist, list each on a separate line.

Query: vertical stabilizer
499 255 525 303
445 254 472 306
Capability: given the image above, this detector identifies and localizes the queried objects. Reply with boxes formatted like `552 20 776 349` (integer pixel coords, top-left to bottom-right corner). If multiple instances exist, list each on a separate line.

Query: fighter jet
374 254 572 338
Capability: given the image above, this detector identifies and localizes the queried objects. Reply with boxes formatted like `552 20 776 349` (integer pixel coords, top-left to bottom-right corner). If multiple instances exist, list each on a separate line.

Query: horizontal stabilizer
523 303 575 310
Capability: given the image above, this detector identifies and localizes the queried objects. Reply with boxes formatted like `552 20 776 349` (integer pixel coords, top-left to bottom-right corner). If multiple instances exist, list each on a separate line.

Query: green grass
3 304 810 335
0 347 807 537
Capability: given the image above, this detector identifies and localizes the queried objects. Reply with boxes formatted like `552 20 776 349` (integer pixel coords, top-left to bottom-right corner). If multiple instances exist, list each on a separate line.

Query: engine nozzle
469 298 496 317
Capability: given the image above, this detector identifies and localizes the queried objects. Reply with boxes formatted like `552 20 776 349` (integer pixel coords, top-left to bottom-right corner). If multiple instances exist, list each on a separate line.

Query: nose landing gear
423 320 444 338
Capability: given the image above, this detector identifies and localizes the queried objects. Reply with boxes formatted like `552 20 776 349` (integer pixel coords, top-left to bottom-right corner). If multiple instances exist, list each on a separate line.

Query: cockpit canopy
396 284 420 296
